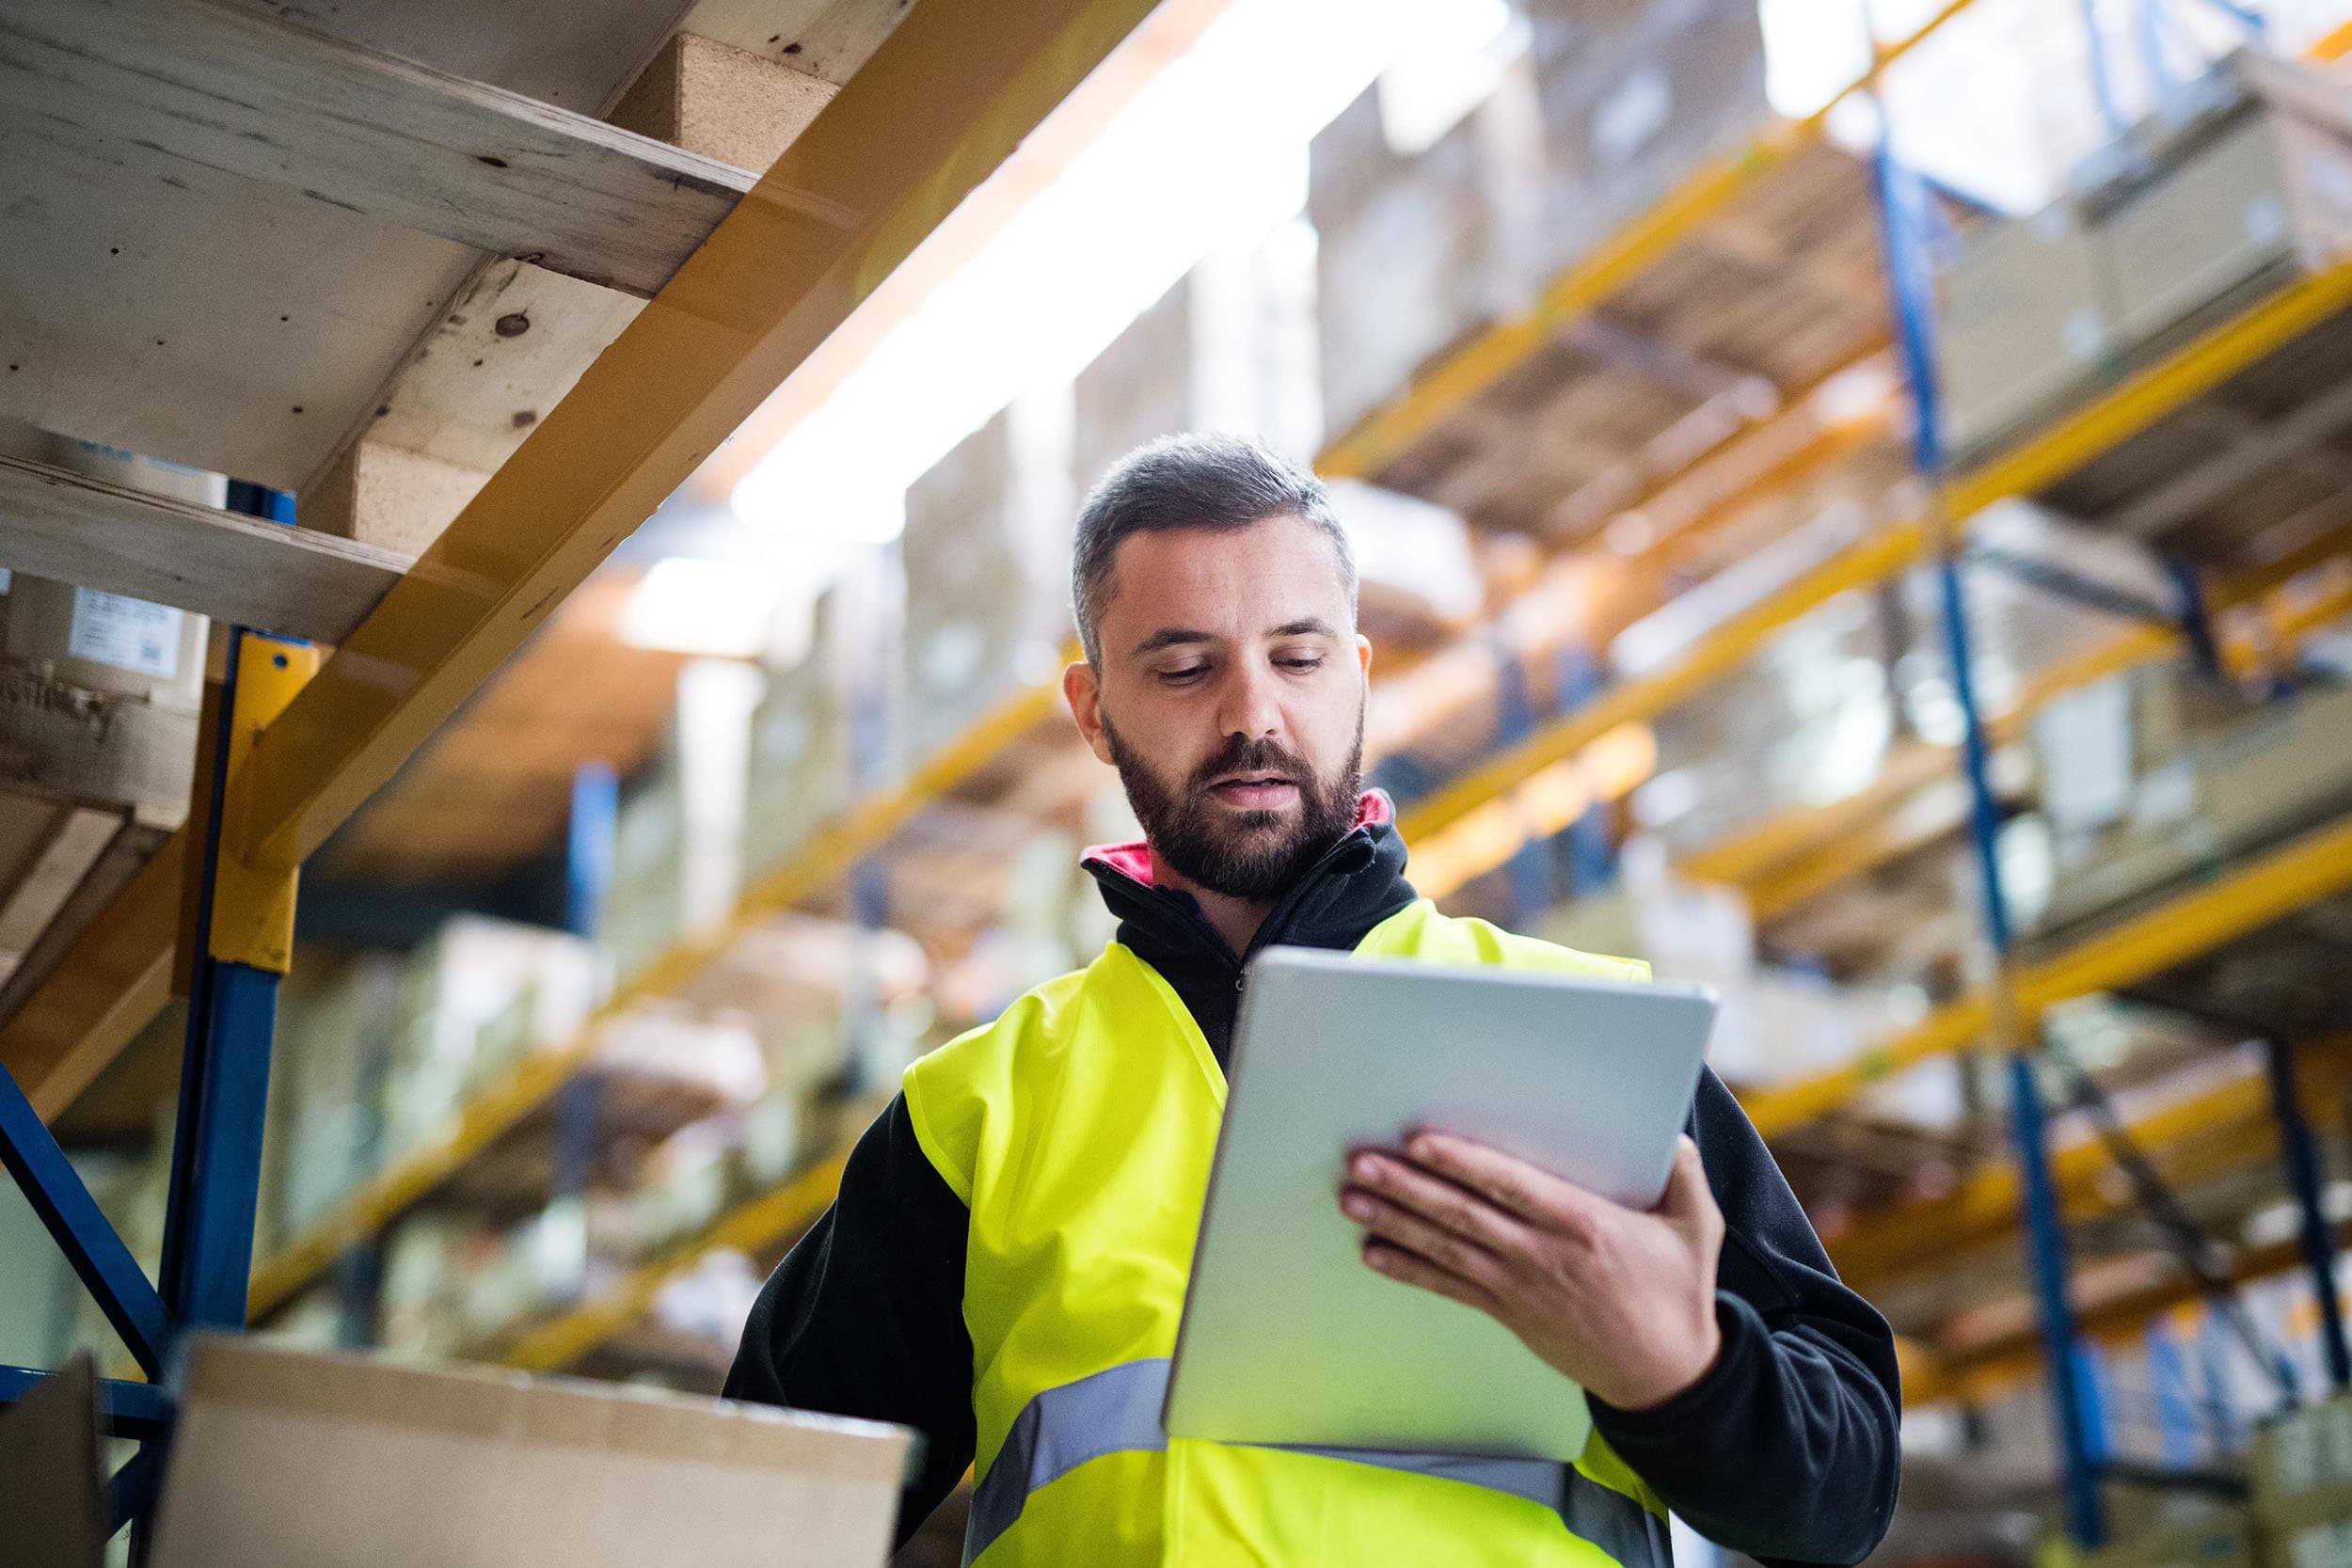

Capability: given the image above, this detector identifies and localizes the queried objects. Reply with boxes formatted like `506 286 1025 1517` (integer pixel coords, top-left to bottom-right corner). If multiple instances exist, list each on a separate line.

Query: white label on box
2036 678 2135 832
68 588 182 678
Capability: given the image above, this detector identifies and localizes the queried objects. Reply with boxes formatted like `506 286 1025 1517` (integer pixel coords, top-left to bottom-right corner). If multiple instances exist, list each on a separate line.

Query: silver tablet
1162 946 1716 1462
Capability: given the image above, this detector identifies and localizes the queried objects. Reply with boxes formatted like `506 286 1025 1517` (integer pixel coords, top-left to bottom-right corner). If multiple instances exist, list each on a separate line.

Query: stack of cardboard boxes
1939 51 2352 474
898 390 1075 770
1309 61 1544 443
2255 1396 2352 1563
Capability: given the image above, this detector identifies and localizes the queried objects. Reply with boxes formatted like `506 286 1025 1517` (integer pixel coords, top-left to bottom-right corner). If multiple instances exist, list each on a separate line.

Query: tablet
1162 946 1716 1463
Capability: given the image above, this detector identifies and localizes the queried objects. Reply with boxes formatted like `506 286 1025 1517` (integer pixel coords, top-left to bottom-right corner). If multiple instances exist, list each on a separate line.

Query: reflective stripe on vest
965 1359 1670 1568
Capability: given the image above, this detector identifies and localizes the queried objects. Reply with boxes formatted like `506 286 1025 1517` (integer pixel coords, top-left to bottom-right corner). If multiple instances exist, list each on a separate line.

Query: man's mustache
1189 737 1312 792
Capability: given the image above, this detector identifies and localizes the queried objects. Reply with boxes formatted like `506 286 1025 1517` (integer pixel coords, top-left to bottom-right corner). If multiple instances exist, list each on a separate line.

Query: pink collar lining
1080 790 1393 888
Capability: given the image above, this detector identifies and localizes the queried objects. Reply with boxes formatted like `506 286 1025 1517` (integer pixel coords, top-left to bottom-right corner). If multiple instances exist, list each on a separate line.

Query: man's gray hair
1070 433 1358 667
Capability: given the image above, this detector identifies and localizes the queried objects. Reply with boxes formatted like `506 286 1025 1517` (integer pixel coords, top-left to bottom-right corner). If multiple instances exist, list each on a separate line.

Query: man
727 435 1900 1566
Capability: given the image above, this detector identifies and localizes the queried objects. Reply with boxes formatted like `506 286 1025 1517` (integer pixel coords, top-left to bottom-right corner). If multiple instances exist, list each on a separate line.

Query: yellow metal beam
1398 517 1930 845
3 0 1155 1122
1923 1216 2352 1408
1833 1039 2352 1291
1315 0 1982 480
1945 264 2352 520
0 837 181 1121
207 636 321 974
244 668 1066 1321
224 0 1162 880
1740 812 2352 1139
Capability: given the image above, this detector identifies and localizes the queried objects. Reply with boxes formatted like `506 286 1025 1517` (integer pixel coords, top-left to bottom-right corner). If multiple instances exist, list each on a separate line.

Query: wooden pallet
1356 140 1891 544
2034 299 2352 570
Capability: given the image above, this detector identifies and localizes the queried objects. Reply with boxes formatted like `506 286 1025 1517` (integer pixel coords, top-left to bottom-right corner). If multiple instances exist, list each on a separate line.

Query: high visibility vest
903 898 1674 1567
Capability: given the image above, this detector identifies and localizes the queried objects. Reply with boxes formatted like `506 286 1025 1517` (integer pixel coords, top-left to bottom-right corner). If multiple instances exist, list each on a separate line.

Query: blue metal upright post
1875 139 2109 1544
157 484 314 1337
156 630 283 1332
2265 1036 2352 1393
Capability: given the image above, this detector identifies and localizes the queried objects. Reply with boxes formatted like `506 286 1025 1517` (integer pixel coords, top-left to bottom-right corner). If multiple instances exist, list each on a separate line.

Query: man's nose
1219 662 1283 741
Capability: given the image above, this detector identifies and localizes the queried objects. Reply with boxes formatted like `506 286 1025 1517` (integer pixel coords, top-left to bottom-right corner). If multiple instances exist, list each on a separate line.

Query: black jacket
725 812 1901 1562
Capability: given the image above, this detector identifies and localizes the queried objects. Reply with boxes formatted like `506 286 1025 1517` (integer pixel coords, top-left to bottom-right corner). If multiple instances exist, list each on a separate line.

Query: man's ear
1355 633 1373 681
1065 660 1115 765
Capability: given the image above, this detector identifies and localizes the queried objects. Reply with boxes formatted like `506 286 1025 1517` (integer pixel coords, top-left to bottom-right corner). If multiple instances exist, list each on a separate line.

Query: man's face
1066 513 1373 902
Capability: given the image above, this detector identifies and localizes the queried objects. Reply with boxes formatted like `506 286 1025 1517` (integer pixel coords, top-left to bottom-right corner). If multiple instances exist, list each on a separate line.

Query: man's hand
1340 1132 1725 1411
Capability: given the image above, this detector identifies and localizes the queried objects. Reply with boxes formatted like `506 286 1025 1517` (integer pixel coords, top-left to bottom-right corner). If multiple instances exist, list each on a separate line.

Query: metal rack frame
265 0 2352 1397
0 0 1159 1532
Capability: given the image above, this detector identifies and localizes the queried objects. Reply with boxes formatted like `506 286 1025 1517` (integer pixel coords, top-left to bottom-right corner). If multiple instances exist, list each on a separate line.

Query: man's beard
1101 709 1365 903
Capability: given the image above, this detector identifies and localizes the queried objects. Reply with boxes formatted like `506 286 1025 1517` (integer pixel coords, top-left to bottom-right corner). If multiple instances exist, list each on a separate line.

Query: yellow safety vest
903 898 1674 1567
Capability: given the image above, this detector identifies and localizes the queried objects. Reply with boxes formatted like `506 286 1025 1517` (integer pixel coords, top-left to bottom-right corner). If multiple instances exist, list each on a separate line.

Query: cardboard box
1522 0 1770 285
1071 234 1320 487
898 393 1073 768
1938 204 2118 465
1947 51 2352 473
0 1352 103 1568
2258 1396 2352 1505
2079 1510 2259 1568
2097 55 2352 348
147 1336 910 1568
742 631 850 879
2261 1481 2352 1568
2033 676 2352 939
1310 73 1542 440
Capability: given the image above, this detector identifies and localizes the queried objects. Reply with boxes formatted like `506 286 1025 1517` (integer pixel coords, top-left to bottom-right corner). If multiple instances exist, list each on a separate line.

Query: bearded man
726 434 1899 1568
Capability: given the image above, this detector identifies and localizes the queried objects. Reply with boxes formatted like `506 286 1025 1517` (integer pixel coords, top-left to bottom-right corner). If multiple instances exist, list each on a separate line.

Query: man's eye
1159 665 1208 684
1277 657 1324 672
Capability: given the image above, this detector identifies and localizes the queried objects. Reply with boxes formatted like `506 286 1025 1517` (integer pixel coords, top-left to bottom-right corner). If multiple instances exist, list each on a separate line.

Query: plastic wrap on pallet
1939 49 2352 489
743 584 857 878
1519 0 1770 284
1071 227 1321 485
899 389 1075 769
2026 671 2352 947
1310 67 1544 441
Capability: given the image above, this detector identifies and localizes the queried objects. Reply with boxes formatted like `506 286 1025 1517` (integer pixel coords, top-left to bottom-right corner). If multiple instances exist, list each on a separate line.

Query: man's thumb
1656 1136 1714 1227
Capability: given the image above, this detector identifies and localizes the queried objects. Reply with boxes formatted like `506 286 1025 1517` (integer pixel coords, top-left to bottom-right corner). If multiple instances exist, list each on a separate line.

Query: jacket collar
1081 790 1417 973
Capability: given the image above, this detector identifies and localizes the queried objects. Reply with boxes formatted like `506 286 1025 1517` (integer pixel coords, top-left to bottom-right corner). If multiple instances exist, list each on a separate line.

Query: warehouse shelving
1396 261 2352 851
1833 1038 2352 1294
239 2 1974 1322
248 6 2352 1393
0 0 1166 1529
1312 0 1980 485
242 675 1063 1317
8 8 2348 1555
225 2 1947 1367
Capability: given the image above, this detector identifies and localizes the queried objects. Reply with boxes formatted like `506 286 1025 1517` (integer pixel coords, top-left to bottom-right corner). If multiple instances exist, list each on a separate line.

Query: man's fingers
1361 1238 1502 1315
1349 1151 1533 1255
1402 1132 1607 1236
1343 1183 1508 1287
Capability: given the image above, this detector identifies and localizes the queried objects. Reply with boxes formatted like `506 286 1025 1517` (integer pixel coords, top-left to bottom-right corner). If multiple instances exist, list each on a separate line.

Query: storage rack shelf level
236 0 1982 1335
262 11 2352 1411
0 0 1171 1528
243 675 1063 1319
478 783 2352 1373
